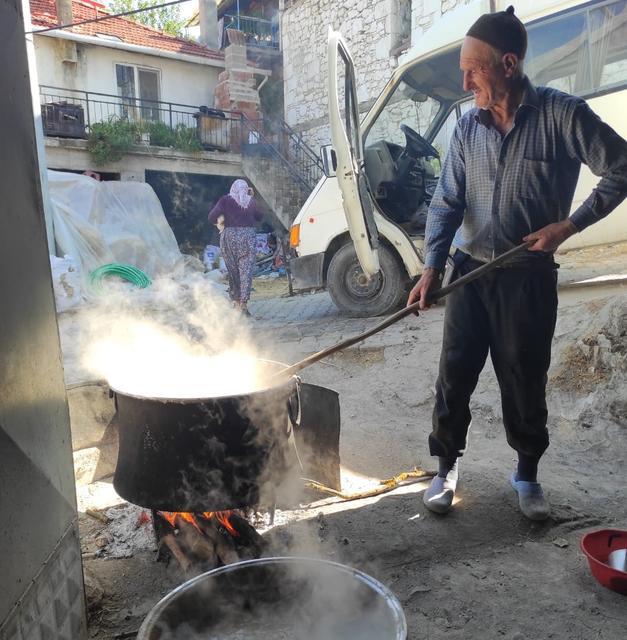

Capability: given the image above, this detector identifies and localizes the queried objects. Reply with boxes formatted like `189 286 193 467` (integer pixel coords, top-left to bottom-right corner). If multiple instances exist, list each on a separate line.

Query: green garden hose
89 263 151 291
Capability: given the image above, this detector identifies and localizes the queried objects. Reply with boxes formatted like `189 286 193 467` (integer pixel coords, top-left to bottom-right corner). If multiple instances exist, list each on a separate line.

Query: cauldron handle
287 376 302 435
108 387 119 413
286 377 305 471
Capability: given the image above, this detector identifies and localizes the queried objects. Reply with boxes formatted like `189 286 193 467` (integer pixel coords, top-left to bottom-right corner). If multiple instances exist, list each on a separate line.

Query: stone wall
411 0 473 43
280 0 472 149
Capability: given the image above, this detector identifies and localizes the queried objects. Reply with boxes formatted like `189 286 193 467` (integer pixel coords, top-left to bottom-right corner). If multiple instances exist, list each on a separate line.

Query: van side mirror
320 145 337 177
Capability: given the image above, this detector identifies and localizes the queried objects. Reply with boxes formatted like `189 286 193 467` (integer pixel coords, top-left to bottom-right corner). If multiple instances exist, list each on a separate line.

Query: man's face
460 36 507 109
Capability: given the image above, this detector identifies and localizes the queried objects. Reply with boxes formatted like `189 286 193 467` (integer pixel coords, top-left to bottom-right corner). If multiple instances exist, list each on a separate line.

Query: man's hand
524 219 578 252
407 267 441 312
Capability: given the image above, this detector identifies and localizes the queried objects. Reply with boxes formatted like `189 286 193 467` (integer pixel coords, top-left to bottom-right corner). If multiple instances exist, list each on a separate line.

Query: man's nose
462 71 472 91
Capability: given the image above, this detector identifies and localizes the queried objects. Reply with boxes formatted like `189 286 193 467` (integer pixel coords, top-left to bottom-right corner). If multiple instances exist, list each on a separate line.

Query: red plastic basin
580 529 627 595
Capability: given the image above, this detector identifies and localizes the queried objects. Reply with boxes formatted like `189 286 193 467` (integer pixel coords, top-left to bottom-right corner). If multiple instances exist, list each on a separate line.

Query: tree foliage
106 0 187 37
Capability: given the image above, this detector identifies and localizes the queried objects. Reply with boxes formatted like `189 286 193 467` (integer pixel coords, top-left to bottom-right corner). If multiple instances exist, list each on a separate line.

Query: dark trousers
429 254 558 461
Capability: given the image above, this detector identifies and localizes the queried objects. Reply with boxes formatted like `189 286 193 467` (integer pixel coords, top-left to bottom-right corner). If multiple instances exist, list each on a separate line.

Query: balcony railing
222 14 279 49
39 85 244 152
39 85 322 191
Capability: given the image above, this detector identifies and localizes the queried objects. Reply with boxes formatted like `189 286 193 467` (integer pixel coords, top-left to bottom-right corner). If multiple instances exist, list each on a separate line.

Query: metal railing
39 85 245 151
39 85 322 191
222 14 279 49
272 118 324 189
240 115 323 192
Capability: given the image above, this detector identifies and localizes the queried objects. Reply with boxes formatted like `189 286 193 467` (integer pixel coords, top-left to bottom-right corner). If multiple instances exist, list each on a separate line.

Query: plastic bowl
580 529 627 595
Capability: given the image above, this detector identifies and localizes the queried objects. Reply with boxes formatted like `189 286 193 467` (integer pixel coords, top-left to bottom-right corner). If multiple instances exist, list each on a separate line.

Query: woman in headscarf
208 179 263 315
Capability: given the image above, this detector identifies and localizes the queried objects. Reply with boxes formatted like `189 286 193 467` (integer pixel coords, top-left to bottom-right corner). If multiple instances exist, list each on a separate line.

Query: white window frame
114 62 162 121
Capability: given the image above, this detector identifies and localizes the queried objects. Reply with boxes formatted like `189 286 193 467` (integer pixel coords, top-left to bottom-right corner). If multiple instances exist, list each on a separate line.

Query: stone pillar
198 0 219 49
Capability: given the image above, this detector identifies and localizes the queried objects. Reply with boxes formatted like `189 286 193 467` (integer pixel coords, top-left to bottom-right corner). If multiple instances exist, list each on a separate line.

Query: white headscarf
229 179 252 209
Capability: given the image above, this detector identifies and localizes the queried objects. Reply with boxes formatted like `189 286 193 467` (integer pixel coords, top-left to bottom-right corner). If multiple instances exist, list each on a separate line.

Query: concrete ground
63 243 627 639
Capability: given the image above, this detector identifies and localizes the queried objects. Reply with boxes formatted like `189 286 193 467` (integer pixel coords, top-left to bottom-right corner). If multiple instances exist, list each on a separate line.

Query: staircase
239 116 323 231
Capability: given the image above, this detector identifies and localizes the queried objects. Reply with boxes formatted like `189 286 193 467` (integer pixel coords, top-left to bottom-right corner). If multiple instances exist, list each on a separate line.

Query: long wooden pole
278 242 532 378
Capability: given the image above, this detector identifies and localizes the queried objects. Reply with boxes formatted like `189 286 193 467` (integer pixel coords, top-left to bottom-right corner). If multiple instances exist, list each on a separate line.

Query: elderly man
408 6 627 520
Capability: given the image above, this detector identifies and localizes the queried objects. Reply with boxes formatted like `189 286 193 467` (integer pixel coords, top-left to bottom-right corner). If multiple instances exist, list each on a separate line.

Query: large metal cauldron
112 365 296 512
137 557 407 639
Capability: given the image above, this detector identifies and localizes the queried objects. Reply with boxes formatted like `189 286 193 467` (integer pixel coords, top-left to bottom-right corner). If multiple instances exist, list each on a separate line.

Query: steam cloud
79 273 278 398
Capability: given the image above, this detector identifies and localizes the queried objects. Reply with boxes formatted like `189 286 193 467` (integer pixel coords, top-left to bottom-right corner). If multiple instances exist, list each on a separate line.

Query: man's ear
502 53 519 77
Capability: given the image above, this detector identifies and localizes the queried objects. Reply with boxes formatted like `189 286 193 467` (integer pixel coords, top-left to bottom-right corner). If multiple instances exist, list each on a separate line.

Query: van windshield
364 46 466 149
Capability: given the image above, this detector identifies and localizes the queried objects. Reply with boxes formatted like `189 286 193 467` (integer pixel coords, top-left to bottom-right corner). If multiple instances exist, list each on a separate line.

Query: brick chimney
56 0 73 25
213 39 261 123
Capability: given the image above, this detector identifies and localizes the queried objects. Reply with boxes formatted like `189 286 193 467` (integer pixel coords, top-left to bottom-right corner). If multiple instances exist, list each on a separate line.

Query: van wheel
327 243 406 317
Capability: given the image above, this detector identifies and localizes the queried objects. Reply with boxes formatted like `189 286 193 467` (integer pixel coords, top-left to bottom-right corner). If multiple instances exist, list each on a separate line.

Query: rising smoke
80 272 280 398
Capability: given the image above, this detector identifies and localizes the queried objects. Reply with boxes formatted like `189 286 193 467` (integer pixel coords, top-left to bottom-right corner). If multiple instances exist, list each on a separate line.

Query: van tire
327 243 406 317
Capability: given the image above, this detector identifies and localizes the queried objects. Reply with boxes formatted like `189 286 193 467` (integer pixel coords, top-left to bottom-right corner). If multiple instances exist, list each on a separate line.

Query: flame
157 510 240 537
211 511 239 537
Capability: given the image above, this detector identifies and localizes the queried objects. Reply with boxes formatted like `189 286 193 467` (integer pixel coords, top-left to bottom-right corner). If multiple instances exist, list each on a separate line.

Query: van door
327 29 380 277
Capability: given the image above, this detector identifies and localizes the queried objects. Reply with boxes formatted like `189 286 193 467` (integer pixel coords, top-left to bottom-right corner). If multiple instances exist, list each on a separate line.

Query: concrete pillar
56 0 72 25
198 0 219 49
1 1 86 637
23 0 57 254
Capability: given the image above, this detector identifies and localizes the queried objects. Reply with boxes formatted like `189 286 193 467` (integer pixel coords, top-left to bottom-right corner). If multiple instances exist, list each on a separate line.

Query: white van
288 0 627 316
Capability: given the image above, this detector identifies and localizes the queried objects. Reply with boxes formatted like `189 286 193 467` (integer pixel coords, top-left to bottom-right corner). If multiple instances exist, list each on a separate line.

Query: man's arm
526 100 627 252
408 125 466 310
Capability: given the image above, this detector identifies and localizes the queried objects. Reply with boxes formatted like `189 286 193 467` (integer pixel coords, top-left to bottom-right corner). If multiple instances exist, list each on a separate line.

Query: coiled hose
89 263 151 291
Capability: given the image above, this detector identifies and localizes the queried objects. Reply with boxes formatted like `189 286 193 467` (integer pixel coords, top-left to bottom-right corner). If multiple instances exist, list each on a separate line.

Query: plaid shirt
424 77 627 271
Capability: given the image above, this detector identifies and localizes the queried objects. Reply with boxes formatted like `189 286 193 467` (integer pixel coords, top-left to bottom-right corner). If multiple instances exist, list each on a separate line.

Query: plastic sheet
48 170 183 280
50 254 83 312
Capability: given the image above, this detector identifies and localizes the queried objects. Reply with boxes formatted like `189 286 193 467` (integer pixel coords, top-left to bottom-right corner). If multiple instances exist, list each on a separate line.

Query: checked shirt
424 77 627 271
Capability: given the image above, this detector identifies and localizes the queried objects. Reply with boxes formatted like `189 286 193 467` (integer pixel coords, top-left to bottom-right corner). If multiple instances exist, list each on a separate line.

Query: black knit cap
466 5 527 59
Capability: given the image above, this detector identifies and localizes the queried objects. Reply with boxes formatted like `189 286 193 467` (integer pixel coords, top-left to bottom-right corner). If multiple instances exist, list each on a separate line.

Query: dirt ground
74 278 626 639
250 275 291 299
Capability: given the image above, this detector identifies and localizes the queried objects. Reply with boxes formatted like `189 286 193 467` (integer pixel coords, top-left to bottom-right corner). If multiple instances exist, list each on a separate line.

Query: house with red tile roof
26 1 310 240
29 0 225 124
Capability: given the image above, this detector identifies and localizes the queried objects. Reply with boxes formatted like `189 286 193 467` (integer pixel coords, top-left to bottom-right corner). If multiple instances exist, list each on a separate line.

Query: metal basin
137 557 407 639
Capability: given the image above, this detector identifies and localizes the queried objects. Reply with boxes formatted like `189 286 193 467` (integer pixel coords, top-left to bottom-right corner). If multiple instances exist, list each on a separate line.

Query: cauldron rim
108 358 296 404
137 556 407 640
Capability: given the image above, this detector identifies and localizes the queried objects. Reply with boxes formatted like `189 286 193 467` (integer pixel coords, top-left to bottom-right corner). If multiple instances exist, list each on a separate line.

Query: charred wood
160 533 192 574
198 517 239 566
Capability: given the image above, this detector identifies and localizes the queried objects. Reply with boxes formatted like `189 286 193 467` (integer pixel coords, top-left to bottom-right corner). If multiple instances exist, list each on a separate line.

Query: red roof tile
30 0 224 61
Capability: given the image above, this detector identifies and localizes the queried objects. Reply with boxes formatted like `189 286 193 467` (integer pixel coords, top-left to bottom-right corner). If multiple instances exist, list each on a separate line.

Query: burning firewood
228 512 266 559
160 533 192 573
198 516 239 566
154 510 267 573
176 518 221 567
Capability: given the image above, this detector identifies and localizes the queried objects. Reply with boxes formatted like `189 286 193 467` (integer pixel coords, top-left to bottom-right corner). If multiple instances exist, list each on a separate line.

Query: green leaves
87 118 137 165
87 117 202 164
106 0 187 37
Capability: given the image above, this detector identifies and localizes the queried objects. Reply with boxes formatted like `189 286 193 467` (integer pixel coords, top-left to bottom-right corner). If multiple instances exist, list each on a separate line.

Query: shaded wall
0 1 86 637
146 170 240 252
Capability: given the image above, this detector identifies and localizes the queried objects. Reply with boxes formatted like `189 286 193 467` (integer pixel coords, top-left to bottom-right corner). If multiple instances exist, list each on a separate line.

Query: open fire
153 510 266 575
159 510 240 536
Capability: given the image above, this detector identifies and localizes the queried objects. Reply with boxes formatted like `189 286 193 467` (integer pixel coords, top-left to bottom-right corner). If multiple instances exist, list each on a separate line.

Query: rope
303 467 436 503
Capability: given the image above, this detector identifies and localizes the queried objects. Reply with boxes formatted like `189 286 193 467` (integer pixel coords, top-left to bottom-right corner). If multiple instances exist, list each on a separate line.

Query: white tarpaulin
48 170 182 279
